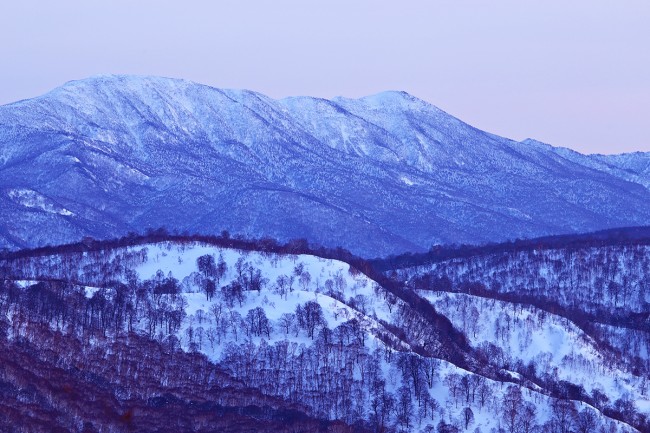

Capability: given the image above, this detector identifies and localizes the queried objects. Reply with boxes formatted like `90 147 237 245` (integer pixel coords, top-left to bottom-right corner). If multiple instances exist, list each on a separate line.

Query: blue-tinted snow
1 75 649 255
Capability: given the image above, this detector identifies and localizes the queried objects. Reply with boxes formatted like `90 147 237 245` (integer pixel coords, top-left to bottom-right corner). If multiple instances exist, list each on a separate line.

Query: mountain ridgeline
1 75 650 256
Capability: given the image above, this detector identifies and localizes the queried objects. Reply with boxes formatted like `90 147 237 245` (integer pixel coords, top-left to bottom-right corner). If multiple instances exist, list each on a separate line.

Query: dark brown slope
0 318 365 433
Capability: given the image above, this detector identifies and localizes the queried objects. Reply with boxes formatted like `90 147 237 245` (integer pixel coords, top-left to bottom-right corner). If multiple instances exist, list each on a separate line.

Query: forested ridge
371 226 650 272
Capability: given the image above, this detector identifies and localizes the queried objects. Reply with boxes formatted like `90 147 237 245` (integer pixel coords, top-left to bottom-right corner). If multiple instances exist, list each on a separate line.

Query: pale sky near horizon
1 1 649 155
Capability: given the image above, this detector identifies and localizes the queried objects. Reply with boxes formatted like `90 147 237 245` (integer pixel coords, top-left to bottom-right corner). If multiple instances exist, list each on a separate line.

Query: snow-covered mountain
1 75 649 256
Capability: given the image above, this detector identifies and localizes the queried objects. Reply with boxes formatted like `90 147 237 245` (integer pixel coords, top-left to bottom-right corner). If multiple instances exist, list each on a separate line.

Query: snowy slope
1 75 650 255
387 239 650 431
422 291 648 413
134 242 402 352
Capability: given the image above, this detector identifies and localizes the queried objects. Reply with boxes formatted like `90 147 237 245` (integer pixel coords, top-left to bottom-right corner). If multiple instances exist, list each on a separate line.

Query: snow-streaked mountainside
524 138 650 190
1 74 650 256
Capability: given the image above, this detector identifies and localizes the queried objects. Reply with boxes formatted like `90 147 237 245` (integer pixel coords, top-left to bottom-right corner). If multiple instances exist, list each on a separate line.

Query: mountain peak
332 89 436 111
361 89 415 102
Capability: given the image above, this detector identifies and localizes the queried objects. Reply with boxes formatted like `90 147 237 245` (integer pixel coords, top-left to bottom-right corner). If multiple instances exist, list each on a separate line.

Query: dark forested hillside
1 233 648 432
0 318 361 433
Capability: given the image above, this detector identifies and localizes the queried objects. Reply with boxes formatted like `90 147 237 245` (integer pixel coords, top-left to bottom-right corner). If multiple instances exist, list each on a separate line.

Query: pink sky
1 1 649 154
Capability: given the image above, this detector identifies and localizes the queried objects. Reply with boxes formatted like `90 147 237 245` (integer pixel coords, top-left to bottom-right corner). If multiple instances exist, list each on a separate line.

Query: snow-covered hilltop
1 75 649 255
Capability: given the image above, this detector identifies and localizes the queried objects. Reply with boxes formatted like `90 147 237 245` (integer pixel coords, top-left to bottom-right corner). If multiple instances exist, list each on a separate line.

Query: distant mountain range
1 75 649 256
